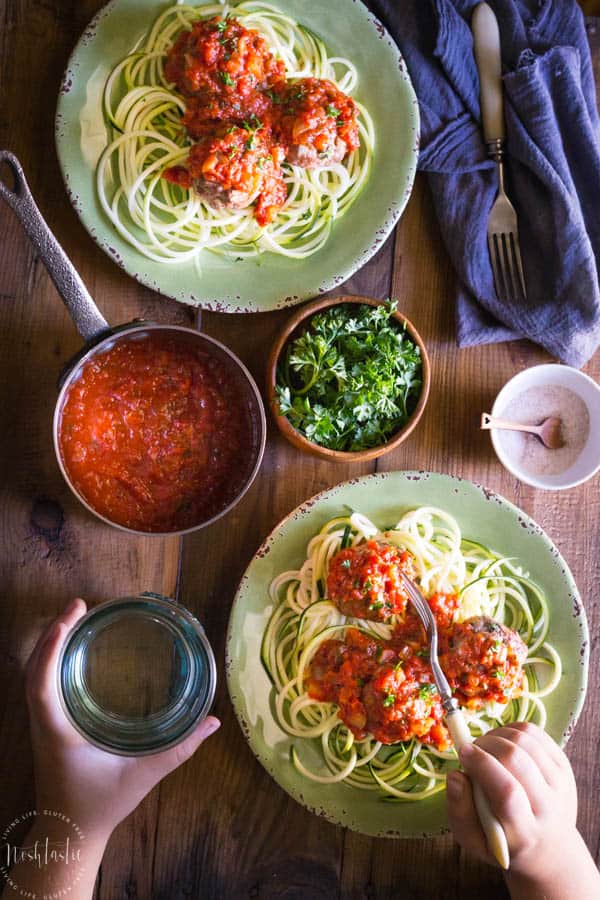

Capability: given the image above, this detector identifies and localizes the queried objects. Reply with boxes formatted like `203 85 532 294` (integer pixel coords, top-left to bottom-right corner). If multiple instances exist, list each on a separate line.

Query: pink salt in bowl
489 365 600 490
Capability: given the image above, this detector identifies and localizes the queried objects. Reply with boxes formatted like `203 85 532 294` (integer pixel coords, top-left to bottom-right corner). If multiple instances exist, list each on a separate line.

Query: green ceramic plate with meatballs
55 0 419 311
226 472 588 837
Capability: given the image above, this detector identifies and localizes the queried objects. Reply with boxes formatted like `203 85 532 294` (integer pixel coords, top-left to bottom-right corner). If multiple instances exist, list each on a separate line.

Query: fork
472 3 527 302
399 570 510 870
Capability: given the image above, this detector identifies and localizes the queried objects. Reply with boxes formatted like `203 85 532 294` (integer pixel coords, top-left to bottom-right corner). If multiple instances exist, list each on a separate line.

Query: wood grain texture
0 0 185 886
0 2 599 899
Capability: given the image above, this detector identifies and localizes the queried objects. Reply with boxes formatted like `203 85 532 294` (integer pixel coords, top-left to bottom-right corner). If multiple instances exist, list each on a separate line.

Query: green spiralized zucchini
263 506 561 800
96 1 375 267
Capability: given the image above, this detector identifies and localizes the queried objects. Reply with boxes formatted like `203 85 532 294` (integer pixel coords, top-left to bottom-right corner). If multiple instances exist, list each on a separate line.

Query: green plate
55 0 419 312
226 472 588 837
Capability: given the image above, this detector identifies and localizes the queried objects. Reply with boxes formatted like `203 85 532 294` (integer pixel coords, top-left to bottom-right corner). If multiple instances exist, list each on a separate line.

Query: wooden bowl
266 295 430 462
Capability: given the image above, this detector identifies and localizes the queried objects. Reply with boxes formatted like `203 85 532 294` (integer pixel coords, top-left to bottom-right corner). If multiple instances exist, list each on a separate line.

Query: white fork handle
472 3 506 143
446 708 510 870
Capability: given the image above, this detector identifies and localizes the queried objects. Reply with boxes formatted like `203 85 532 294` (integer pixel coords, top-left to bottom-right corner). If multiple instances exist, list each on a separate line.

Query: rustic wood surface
0 2 599 898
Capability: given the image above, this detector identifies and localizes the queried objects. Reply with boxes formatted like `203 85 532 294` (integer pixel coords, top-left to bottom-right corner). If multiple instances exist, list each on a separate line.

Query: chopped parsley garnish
419 683 437 700
415 648 430 659
364 579 373 590
218 70 235 86
275 300 423 452
368 601 384 612
215 17 228 32
382 692 396 708
242 115 263 132
245 136 256 151
340 559 352 569
492 668 504 679
394 661 403 673
326 104 341 117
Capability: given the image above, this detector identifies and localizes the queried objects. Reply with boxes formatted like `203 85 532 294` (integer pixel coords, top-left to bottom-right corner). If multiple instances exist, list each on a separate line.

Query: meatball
165 16 284 134
439 616 527 709
362 660 449 748
286 136 347 168
190 179 250 210
306 630 450 749
272 77 359 169
163 124 287 225
326 541 416 622
306 629 385 738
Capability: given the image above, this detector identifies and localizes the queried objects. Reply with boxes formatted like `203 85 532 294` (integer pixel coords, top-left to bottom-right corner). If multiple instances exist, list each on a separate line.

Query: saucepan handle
0 150 110 343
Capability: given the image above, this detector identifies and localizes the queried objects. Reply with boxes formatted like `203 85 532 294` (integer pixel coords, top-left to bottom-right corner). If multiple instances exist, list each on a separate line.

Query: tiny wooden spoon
481 413 565 449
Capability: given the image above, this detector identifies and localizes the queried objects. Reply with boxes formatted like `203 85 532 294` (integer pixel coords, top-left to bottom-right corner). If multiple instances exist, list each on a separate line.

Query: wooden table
1 2 599 897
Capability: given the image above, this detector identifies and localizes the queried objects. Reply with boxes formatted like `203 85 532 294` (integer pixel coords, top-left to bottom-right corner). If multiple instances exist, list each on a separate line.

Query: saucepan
0 150 266 536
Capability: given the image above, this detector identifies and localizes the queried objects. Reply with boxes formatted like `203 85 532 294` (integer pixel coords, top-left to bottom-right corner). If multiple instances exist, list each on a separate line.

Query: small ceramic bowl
489 364 600 490
266 295 430 462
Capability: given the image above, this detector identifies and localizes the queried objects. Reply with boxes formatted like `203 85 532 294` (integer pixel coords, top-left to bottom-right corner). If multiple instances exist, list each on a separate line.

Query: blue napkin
370 0 600 368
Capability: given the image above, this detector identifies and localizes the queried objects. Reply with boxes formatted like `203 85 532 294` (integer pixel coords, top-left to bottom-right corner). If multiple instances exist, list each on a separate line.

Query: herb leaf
275 300 423 452
418 683 437 700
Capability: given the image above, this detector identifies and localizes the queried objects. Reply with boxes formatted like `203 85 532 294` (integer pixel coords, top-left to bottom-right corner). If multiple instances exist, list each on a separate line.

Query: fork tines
489 231 527 302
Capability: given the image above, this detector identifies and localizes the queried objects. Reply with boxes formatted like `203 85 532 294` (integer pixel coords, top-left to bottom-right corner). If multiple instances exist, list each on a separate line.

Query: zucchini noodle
261 507 561 801
96 0 375 266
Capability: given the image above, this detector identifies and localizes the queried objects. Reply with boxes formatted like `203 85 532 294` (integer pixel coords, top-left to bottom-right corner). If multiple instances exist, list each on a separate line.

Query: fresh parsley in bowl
267 296 430 461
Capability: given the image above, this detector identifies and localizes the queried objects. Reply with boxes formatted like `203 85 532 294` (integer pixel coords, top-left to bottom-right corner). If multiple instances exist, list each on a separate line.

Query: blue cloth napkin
370 0 600 368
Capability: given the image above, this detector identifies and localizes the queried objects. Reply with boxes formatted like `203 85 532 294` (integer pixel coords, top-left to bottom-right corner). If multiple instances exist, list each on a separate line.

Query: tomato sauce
163 15 359 224
362 657 449 748
272 77 360 164
164 16 285 130
326 541 416 622
307 628 384 734
439 617 527 709
58 332 252 533
164 121 287 227
309 546 527 748
307 628 450 749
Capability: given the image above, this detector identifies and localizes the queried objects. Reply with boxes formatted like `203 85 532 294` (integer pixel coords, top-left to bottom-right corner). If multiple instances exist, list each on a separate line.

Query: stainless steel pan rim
52 322 267 537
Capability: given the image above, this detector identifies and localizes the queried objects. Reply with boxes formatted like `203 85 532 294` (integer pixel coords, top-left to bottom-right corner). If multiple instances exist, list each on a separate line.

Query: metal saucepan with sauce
0 151 266 535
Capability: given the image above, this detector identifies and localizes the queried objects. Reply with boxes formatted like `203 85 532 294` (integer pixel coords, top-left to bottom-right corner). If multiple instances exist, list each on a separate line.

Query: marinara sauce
307 628 450 749
308 544 527 750
162 15 359 224
326 541 416 622
439 617 527 709
58 332 252 533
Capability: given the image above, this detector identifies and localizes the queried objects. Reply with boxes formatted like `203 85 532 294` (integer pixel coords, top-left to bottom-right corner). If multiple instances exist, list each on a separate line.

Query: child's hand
26 598 220 844
446 722 600 899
